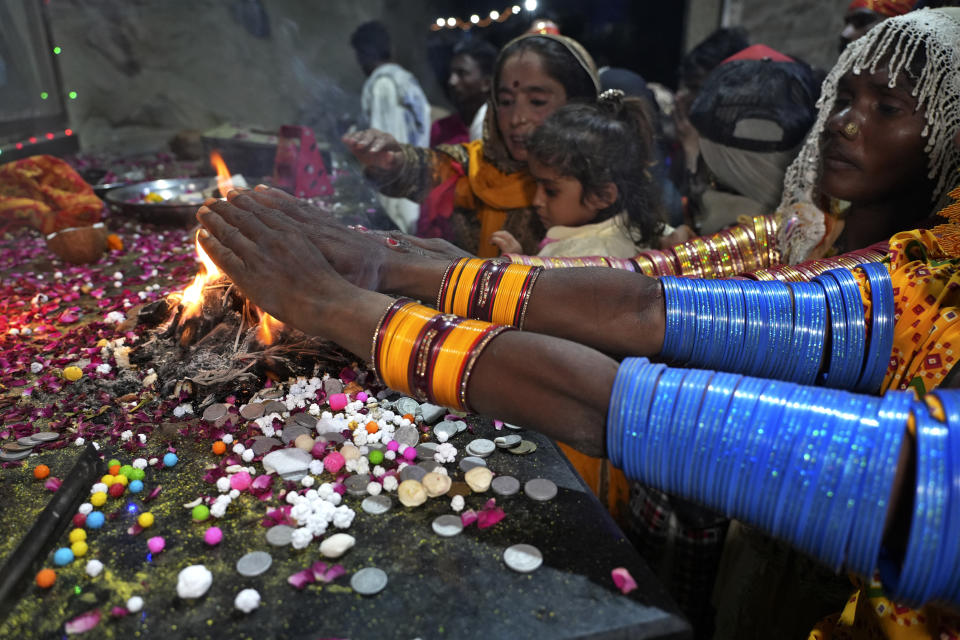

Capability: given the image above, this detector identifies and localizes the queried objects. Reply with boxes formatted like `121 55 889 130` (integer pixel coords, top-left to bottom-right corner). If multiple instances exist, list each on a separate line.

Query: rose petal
45 477 62 492
65 608 101 634
477 506 506 529
287 569 315 590
460 509 478 527
321 564 345 583
611 567 638 594
110 606 128 618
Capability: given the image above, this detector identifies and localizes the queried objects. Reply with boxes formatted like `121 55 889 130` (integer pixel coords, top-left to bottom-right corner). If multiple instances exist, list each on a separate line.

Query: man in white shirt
350 21 430 233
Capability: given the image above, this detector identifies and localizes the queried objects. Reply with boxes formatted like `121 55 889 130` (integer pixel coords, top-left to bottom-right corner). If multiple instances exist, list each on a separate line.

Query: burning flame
257 312 283 345
209 150 234 197
179 230 221 318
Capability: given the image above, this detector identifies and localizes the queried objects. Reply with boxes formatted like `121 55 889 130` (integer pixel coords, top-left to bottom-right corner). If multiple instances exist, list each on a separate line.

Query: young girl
490 91 670 257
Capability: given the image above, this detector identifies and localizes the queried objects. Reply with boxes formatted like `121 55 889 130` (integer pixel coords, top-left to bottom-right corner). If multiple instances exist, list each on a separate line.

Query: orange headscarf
0 155 103 234
847 0 916 17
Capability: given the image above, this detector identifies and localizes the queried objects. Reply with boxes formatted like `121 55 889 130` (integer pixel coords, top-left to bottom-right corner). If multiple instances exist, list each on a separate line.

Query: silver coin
345 474 370 496
361 495 392 515
350 567 388 596
31 431 60 443
323 378 344 395
395 425 420 447
432 514 464 537
395 398 419 417
0 449 31 461
17 436 40 447
494 435 522 449
419 459 442 473
264 400 287 415
280 424 311 445
524 478 558 502
454 420 468 433
318 431 345 444
258 387 283 400
265 524 294 547
202 403 228 422
492 475 521 496
251 437 283 456
399 465 427 483
236 551 273 577
504 422 523 431
415 443 438 459
292 413 318 430
240 402 266 420
459 456 487 472
433 421 458 439
503 544 543 573
466 439 495 458
508 440 538 455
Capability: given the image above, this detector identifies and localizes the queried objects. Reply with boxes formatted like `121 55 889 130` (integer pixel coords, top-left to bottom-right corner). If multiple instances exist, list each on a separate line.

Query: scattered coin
494 435 522 449
251 437 283 456
361 495 392 515
395 398 419 417
508 440 538 455
265 525 294 547
236 551 273 577
399 465 427 483
323 378 344 396
292 413 318 430
503 544 543 573
466 438 495 458
258 388 283 400
395 425 420 447
345 474 370 496
454 421 468 433
3 442 31 452
31 431 60 443
459 456 487 472
432 514 464 537
0 449 31 462
492 475 521 497
524 478 558 502
264 400 288 415
418 403 446 423
351 567 388 596
202 403 228 422
433 421 458 440
240 402 266 420
280 424 311 445
17 436 40 447
415 443 438 459
504 422 523 431
317 432 345 445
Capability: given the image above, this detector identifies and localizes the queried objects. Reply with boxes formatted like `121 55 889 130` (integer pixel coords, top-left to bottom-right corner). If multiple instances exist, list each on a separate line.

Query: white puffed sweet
126 596 144 612
176 564 213 599
319 533 356 558
234 588 261 613
85 559 104 577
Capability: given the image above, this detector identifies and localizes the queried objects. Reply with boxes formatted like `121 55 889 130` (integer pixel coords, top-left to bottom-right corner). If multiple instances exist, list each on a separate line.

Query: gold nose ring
843 122 859 138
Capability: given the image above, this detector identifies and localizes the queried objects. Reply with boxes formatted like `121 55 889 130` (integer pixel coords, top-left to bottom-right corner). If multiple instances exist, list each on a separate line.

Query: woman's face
495 51 568 162
819 68 931 206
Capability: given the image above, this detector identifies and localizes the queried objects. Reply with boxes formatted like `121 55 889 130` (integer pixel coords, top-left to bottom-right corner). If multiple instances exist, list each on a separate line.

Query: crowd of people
195 2 960 639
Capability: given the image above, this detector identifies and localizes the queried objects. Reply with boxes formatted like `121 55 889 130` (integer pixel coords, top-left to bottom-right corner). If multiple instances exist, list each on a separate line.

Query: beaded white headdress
776 8 960 263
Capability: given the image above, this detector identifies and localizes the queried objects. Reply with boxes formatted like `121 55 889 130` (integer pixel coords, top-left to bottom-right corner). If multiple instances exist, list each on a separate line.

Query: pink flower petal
611 567 638 594
321 564 345 583
460 509 477 527
65 608 101 634
477 506 506 529
110 606 128 618
287 569 315 590
45 477 62 492
493 420 504 430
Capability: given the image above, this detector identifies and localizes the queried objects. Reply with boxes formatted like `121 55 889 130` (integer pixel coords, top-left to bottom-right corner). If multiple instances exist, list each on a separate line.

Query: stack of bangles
660 263 894 392
436 258 543 328
371 298 514 412
607 358 960 606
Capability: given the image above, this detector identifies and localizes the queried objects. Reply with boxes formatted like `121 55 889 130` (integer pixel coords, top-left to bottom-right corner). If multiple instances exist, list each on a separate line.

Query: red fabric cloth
430 114 470 147
0 155 103 234
847 0 916 17
416 160 465 240
722 44 795 65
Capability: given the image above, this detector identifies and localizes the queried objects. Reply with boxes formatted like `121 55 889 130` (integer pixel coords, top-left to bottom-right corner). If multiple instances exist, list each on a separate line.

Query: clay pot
46 222 108 264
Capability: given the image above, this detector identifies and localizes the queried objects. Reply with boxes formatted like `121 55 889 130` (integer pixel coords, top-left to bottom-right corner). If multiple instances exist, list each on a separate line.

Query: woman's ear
585 182 619 212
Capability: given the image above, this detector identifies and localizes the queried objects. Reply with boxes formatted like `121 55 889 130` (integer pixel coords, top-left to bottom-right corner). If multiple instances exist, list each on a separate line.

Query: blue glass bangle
846 389 911 577
855 262 895 393
717 376 768 516
646 367 688 487
825 269 868 389
920 391 960 602
670 368 714 494
754 384 815 533
815 274 852 389
606 357 649 469
689 371 741 504
660 277 683 360
761 282 795 381
621 361 667 481
700 280 730 370
688 279 714 367
741 282 771 379
674 278 699 364
738 380 794 523
719 280 747 374
787 282 825 385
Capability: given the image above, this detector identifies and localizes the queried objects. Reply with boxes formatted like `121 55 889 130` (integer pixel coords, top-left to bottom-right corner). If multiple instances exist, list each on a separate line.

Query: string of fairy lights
431 0 539 31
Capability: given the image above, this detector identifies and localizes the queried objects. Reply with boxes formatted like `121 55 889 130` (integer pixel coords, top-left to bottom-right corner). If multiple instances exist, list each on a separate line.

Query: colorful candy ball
328 393 348 411
53 547 74 566
33 464 50 480
137 512 154 528
68 528 86 543
35 569 56 589
203 527 223 546
70 541 88 557
230 471 252 491
191 505 210 522
163 453 178 467
129 480 144 494
85 511 105 529
108 483 125 498
147 536 166 554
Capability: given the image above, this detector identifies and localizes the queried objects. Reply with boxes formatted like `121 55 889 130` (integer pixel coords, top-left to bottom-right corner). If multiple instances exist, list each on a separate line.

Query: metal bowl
104 178 217 226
